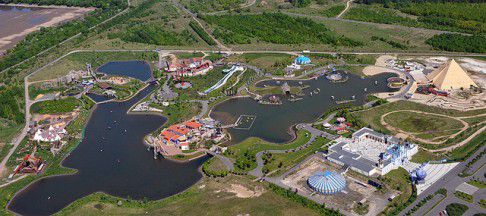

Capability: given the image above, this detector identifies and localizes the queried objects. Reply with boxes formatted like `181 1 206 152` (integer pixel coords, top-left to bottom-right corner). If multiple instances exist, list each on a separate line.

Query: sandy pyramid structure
427 59 478 90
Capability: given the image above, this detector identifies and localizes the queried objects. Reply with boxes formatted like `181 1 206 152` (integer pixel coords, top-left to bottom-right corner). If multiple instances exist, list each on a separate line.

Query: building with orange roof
158 118 225 151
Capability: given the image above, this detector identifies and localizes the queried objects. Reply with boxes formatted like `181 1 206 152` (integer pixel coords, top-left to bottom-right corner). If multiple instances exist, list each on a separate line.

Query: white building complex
327 127 418 176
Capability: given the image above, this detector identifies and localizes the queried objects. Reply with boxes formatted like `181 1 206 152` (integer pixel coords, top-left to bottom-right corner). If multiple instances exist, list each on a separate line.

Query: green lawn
468 180 486 189
224 130 312 172
380 167 415 215
383 111 464 134
31 97 81 114
410 149 444 164
56 175 320 216
454 191 473 203
263 137 330 176
354 101 486 135
445 130 485 162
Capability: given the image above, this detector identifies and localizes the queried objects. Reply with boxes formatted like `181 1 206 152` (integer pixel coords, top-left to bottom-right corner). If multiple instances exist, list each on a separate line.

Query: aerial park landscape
0 0 485 216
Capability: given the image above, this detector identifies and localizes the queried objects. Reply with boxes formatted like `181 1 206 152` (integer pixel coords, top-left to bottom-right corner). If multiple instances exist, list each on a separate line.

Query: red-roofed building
158 118 225 152
185 121 202 129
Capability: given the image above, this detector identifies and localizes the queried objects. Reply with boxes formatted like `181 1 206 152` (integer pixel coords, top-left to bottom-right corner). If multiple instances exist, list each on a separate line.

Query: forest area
426 34 486 53
347 0 486 34
203 13 362 46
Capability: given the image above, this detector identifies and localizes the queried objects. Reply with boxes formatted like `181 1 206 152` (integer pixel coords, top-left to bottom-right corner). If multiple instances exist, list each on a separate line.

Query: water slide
202 65 244 94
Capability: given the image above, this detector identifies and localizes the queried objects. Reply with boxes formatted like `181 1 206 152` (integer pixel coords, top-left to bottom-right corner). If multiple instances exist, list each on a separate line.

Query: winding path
380 110 486 152
336 0 353 18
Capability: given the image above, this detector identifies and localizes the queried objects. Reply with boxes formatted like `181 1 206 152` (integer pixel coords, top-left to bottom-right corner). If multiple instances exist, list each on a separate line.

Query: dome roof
295 56 311 65
416 169 427 180
307 171 346 195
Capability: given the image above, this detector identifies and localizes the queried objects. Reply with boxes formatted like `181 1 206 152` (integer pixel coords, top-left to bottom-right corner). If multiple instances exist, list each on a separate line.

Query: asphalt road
399 145 486 216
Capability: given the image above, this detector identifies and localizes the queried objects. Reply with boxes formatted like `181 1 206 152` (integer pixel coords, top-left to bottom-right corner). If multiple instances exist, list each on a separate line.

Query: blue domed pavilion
295 55 311 65
307 171 346 195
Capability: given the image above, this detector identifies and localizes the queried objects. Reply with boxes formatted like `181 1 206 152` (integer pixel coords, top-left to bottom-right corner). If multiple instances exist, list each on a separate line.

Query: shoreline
0 3 96 10
0 4 94 51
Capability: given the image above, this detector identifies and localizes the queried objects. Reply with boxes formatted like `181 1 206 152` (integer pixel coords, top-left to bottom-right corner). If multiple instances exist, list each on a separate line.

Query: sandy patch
363 66 390 76
459 58 486 74
226 184 264 198
375 55 396 67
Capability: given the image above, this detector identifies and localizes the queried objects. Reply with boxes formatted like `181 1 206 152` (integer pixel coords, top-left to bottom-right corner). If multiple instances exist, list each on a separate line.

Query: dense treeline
425 33 486 53
0 0 127 72
348 1 486 34
0 85 24 123
115 25 197 46
189 21 217 46
203 13 362 46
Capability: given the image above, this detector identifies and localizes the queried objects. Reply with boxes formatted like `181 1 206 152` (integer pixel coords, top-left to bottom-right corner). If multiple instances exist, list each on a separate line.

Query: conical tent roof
427 59 477 90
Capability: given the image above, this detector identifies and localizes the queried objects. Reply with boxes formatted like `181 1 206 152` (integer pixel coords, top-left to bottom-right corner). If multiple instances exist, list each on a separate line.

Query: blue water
97 60 153 81
211 73 399 145
86 93 114 103
8 85 208 215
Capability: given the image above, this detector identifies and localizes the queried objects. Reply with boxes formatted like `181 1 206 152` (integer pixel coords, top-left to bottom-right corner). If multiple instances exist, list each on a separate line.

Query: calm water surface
86 93 114 103
211 73 398 145
8 85 208 215
97 61 153 81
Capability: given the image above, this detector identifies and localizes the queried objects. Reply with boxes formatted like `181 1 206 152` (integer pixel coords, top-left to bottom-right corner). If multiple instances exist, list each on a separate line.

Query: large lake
211 73 398 145
8 85 208 216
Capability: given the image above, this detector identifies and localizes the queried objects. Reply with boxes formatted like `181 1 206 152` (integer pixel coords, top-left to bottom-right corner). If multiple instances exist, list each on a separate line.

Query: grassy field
380 167 415 215
0 119 22 146
56 175 320 216
224 130 312 172
206 156 229 172
410 149 444 164
467 180 486 189
29 51 158 82
344 3 486 34
225 53 293 75
383 111 464 134
30 97 81 114
446 131 485 162
354 101 486 134
263 137 330 176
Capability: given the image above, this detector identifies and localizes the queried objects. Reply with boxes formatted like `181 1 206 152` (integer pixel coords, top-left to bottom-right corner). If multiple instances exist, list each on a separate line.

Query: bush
445 203 469 216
